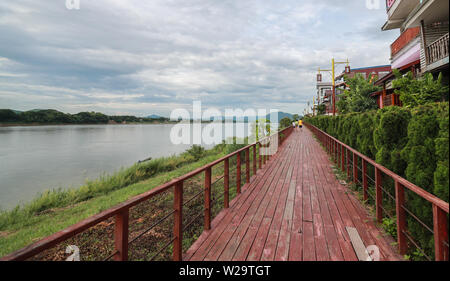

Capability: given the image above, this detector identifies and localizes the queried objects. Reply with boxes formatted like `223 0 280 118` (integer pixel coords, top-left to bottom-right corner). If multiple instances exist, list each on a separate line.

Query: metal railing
0 127 294 261
427 33 449 65
305 122 449 261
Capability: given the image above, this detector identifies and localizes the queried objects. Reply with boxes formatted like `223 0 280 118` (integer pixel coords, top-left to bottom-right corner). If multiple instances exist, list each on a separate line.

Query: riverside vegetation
0 138 258 259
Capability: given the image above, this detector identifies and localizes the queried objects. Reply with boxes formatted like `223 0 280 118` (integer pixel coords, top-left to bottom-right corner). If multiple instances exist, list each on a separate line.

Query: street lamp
317 58 350 116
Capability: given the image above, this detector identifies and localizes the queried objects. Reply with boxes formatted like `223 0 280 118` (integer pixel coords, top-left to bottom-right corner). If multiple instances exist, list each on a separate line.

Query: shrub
373 106 411 173
356 111 377 158
434 106 449 200
184 145 206 161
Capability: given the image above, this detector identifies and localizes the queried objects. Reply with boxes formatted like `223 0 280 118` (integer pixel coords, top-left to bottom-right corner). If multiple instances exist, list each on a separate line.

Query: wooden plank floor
185 128 402 261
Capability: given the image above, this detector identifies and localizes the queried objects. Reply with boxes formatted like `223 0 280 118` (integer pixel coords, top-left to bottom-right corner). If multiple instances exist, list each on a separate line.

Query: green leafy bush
392 71 449 107
184 145 206 161
374 106 410 174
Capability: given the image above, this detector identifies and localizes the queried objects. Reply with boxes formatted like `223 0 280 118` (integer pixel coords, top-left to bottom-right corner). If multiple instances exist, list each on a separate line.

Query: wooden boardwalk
185 127 402 261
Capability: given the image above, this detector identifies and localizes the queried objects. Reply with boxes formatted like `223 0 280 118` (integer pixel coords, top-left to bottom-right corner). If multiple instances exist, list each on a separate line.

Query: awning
392 42 421 69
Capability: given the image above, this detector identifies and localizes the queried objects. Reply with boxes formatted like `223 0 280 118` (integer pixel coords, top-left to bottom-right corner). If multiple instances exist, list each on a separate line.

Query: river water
0 124 241 209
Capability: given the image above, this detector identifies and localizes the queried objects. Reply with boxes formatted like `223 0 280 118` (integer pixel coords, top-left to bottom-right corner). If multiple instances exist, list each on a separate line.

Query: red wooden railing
306 122 449 261
0 126 293 261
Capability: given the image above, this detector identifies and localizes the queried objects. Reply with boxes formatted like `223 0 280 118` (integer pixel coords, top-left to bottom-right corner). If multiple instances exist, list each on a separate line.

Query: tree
293 114 300 121
279 117 292 129
392 70 449 107
0 109 20 122
337 73 380 114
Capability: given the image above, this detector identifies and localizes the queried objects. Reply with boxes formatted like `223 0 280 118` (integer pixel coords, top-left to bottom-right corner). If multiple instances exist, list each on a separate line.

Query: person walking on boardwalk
292 121 296 129
298 119 303 129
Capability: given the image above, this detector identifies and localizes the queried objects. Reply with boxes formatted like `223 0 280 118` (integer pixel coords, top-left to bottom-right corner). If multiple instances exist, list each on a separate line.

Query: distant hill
0 109 173 125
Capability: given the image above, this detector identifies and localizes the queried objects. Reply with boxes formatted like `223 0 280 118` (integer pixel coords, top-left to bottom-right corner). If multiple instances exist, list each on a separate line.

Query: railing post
346 149 351 180
353 152 358 184
395 181 407 255
263 145 266 166
333 140 336 162
341 145 345 172
114 209 129 261
173 181 183 261
375 167 383 223
362 159 368 201
253 144 257 176
258 143 262 169
204 167 212 230
335 140 338 163
433 204 449 261
327 136 330 154
337 143 341 167
236 153 241 194
245 148 250 184
224 158 229 208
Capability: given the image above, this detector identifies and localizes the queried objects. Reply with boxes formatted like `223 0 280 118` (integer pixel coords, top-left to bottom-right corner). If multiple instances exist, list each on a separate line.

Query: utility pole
317 58 350 116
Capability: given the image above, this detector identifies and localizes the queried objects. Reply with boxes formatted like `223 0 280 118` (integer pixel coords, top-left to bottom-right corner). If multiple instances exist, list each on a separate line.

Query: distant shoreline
0 121 178 127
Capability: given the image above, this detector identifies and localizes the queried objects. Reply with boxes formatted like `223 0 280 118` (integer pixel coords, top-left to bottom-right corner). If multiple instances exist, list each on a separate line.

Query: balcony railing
427 33 449 65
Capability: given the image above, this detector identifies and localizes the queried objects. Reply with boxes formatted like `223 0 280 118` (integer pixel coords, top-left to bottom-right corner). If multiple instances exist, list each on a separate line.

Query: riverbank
0 141 248 258
0 121 177 127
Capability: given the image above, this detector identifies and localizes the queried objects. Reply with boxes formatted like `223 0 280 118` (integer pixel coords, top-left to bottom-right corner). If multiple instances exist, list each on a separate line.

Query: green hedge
305 102 449 259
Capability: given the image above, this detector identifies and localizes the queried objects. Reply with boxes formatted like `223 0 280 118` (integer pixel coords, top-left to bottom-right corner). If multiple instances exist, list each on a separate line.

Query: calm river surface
0 124 230 209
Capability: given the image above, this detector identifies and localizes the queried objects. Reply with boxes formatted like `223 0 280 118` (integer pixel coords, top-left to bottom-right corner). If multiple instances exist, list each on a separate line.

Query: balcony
382 0 420 31
426 33 449 69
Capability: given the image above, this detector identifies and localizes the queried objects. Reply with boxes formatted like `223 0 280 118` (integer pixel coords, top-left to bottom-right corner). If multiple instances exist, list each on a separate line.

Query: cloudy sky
0 0 399 117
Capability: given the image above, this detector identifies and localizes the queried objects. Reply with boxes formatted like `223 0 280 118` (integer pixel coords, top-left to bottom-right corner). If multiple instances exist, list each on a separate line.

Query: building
372 0 449 109
316 81 332 104
382 0 449 78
